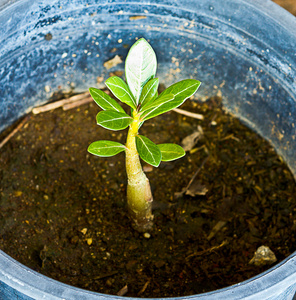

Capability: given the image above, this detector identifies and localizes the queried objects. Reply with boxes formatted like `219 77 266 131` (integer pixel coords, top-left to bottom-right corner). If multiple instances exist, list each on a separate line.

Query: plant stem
125 112 153 232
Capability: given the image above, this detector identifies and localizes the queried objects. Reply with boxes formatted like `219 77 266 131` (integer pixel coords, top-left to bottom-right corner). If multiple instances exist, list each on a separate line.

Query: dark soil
1 94 296 297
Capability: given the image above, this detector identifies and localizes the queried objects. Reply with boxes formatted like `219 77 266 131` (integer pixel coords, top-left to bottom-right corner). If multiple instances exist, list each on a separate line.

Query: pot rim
1 0 296 299
1 249 296 299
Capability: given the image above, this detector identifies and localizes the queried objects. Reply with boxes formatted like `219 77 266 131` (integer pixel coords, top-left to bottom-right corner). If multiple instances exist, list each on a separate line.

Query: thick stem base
127 175 153 232
125 114 154 232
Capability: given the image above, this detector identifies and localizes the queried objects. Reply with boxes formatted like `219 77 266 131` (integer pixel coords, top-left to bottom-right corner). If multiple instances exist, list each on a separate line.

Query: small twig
175 156 209 199
0 115 30 149
129 15 147 21
189 144 208 155
185 156 209 191
186 240 228 260
117 285 128 296
219 134 240 143
138 280 150 295
63 96 93 110
93 271 118 280
207 220 227 240
32 92 89 114
208 113 217 127
173 108 204 120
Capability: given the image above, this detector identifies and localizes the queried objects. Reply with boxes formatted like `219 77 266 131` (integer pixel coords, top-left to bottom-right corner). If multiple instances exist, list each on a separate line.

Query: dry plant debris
249 245 277 266
103 55 123 70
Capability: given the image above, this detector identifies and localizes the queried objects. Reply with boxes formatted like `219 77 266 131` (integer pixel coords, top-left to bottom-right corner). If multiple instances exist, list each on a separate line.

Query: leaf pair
88 136 185 168
135 135 185 167
90 75 138 113
89 87 133 131
139 79 201 121
90 79 201 131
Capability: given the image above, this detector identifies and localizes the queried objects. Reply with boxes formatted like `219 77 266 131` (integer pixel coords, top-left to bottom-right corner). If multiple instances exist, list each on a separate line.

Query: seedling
88 38 201 232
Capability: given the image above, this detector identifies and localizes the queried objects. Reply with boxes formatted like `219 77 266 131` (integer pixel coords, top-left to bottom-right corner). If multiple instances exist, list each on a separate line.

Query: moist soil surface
1 94 296 297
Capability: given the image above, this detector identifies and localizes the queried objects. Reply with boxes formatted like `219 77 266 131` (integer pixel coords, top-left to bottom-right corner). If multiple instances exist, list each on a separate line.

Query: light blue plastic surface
0 0 296 299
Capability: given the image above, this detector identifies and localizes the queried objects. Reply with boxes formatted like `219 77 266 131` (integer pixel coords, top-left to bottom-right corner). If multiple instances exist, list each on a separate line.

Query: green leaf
96 110 133 131
105 76 136 109
157 143 186 161
141 79 201 121
88 140 126 157
160 79 201 104
140 94 177 121
136 135 161 167
140 93 175 112
139 78 159 108
89 87 125 113
125 38 157 104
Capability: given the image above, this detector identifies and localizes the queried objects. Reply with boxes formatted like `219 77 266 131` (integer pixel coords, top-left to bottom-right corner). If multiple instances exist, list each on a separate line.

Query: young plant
88 38 201 232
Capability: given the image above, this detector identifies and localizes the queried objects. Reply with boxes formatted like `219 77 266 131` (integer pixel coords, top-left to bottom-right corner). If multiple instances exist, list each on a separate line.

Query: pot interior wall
0 0 296 178
1 0 296 299
1 0 296 178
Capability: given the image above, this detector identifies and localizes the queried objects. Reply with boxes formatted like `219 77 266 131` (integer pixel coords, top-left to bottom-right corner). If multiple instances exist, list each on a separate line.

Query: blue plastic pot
1 0 296 299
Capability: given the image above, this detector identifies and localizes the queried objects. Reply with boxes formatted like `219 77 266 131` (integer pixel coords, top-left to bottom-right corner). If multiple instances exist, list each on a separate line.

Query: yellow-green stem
125 112 153 232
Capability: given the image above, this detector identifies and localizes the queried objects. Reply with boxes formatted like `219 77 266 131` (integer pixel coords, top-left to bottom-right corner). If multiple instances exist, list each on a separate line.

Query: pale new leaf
125 38 157 104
